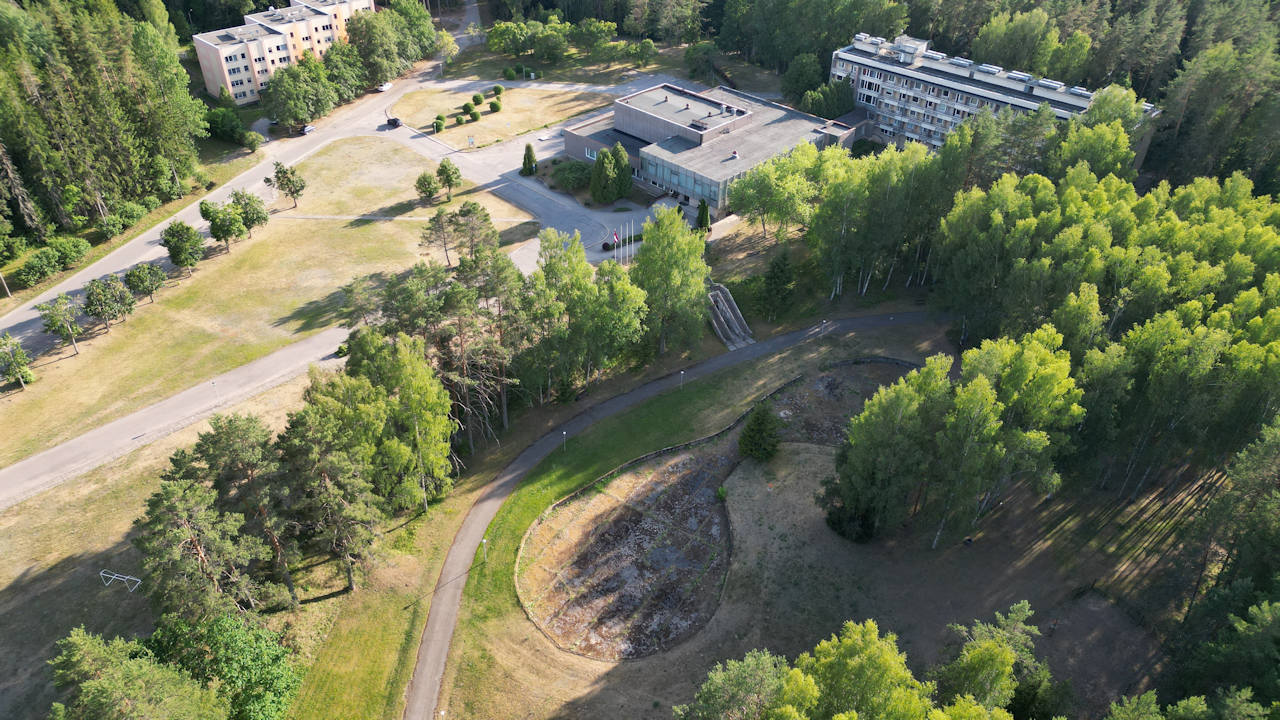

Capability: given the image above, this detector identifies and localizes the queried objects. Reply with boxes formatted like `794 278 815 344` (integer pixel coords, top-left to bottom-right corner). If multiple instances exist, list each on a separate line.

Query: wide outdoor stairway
708 283 755 351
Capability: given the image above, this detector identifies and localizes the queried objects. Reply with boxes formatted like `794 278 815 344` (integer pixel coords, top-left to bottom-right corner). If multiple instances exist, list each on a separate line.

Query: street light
680 370 685 388
561 430 567 451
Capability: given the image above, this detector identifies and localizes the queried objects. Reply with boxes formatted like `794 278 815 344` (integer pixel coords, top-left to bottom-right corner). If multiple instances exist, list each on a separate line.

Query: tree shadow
499 221 542 247
0 538 152 720
273 288 347 332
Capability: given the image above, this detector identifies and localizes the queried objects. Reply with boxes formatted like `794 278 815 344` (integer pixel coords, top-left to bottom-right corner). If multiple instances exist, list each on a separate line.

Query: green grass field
393 87 610 148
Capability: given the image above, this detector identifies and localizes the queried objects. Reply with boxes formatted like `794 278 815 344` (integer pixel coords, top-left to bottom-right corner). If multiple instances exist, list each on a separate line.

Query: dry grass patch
393 87 610 148
278 135 532 222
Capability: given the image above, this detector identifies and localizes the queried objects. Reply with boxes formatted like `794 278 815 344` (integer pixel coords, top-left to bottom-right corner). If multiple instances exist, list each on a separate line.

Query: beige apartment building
830 32 1158 152
193 0 373 105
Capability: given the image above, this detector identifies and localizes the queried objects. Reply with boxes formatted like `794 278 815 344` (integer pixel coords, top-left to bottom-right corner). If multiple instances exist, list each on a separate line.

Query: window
258 68 269 75
240 53 246 59
243 65 250 73
234 91 247 99
228 66 241 75
255 57 265 62
585 147 597 160
302 36 310 41
231 79 245 87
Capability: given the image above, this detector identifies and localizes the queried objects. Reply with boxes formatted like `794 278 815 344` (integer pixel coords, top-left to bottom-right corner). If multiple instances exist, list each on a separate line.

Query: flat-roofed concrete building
193 0 372 105
564 83 865 218
830 32 1158 151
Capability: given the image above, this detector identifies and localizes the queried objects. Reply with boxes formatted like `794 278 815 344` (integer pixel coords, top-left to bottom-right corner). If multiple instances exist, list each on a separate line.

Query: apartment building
193 0 373 105
829 33 1157 152
564 84 863 219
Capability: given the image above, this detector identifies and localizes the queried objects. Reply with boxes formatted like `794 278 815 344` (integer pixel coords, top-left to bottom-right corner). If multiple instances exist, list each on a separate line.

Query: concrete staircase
708 283 755 351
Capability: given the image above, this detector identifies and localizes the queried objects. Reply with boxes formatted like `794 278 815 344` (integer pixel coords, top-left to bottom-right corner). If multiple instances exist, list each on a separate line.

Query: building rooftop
246 4 326 26
616 84 748 133
565 114 650 157
835 33 1159 118
195 23 280 46
295 0 348 6
639 87 833 183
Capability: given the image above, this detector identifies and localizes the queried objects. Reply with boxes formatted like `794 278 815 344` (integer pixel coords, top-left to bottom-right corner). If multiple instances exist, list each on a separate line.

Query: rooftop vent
1037 78 1065 90
977 63 1002 74
869 36 885 44
922 50 945 60
1068 86 1092 97
854 32 870 41
1007 71 1032 82
949 57 973 67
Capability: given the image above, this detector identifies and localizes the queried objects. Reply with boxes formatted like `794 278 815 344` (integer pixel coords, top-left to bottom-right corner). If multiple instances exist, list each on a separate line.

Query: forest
0 0 207 263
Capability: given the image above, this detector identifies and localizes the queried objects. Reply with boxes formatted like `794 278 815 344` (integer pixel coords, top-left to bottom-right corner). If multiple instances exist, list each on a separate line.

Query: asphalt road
400 310 933 720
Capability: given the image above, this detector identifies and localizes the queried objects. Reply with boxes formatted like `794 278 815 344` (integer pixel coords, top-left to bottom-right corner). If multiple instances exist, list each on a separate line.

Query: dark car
387 117 402 128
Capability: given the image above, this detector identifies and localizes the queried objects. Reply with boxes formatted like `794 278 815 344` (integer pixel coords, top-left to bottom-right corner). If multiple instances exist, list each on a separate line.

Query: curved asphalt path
401 310 933 720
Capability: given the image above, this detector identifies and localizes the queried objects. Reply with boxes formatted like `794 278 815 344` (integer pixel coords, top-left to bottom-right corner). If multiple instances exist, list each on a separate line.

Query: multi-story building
193 0 373 105
564 83 865 219
829 32 1157 152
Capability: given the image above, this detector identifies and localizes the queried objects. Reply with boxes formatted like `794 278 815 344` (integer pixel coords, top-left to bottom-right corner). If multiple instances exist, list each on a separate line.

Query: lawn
0 137 525 469
284 135 533 223
439 320 954 719
442 42 684 86
393 87 610 149
0 143 260 318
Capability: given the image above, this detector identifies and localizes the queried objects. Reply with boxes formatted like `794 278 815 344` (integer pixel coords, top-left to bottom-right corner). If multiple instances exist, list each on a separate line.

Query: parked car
387 117 402 128
301 124 316 135
377 81 393 92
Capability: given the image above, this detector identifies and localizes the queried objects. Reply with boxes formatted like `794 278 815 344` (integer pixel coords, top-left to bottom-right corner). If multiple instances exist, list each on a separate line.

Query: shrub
117 201 146 226
205 106 245 143
514 63 524 74
433 119 446 133
503 67 516 80
48 236 91 268
489 100 501 112
551 160 592 191
141 196 161 212
471 92 484 105
240 130 264 152
462 101 474 113
739 403 780 461
0 234 27 265
435 113 446 124
97 214 126 240
493 84 504 95
456 115 465 125
16 247 61 286
469 110 481 122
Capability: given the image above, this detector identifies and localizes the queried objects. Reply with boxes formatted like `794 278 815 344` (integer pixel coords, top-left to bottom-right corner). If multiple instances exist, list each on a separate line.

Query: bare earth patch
517 437 735 660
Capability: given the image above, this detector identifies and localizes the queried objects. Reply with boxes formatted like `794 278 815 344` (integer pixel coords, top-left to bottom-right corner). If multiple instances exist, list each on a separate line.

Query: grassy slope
443 42 683 85
439 322 949 718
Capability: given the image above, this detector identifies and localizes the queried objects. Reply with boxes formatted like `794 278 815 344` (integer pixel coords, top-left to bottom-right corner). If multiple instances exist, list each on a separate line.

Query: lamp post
561 430 567 451
680 370 685 388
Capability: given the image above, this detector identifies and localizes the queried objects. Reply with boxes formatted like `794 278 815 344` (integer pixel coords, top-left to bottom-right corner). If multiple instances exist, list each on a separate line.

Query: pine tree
739 403 780 461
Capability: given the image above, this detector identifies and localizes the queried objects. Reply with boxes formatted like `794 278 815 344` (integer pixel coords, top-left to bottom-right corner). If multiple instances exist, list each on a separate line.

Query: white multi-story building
830 32 1157 151
193 0 373 105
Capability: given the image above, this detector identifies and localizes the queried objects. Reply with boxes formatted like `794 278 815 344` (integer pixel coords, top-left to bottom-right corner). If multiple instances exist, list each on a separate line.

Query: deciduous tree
264 162 306 209
161 221 205 276
83 275 136 331
630 207 710 354
36 292 82 354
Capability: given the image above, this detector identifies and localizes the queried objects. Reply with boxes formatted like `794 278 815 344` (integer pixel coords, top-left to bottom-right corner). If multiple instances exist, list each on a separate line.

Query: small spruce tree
521 143 537 176
696 199 711 230
611 142 631 200
739 403 780 461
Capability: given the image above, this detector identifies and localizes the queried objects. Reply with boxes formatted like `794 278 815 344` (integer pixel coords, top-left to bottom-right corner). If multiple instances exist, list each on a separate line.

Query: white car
376 81 393 92
302 124 317 135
